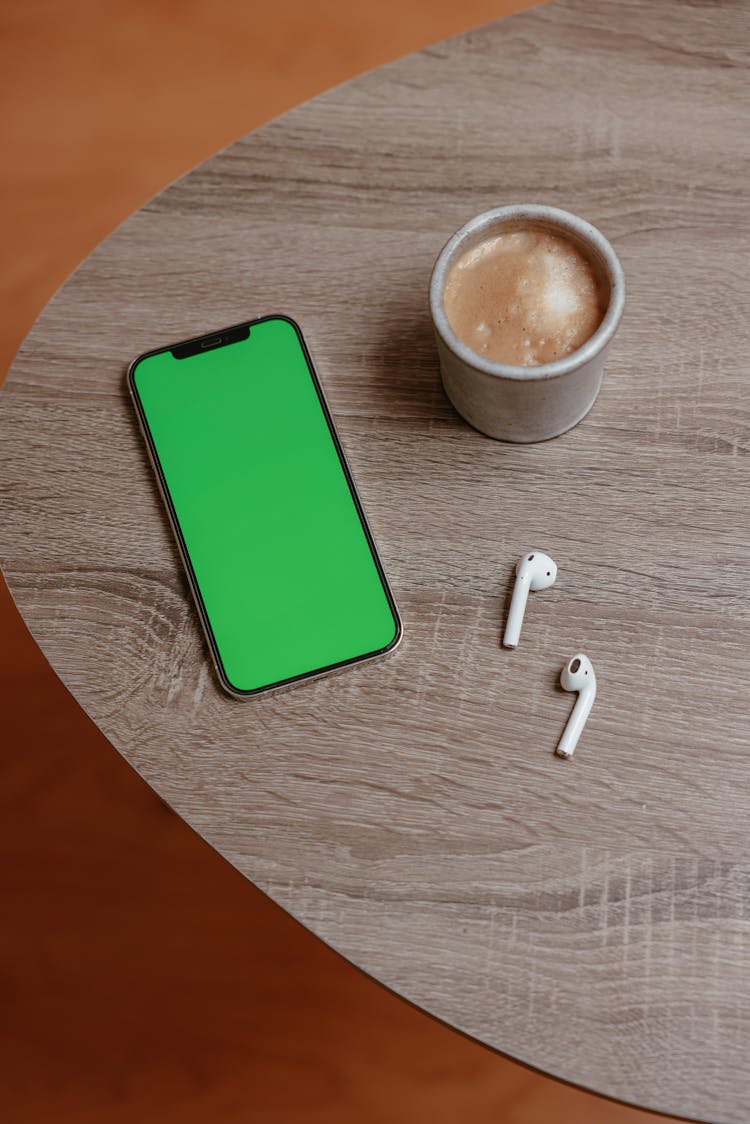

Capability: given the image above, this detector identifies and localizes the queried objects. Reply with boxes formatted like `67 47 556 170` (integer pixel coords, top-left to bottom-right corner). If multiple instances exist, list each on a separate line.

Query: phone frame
127 314 402 699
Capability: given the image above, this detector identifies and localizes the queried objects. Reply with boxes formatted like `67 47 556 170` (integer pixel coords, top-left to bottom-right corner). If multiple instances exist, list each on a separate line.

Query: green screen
131 317 399 695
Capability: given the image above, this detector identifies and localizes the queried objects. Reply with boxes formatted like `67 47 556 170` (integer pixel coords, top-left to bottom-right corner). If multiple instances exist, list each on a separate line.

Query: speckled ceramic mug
429 204 625 442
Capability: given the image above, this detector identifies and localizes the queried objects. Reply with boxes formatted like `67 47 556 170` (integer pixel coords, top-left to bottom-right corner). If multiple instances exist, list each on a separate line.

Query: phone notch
171 323 250 360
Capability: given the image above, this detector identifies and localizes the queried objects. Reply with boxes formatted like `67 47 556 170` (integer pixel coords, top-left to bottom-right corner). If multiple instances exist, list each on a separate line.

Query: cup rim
429 204 625 382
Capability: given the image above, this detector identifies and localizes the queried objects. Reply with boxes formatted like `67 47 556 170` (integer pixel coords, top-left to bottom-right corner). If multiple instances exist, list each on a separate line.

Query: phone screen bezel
127 314 402 698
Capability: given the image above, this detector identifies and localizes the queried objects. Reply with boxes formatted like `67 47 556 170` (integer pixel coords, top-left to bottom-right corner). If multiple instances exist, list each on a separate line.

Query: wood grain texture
1 0 749 1119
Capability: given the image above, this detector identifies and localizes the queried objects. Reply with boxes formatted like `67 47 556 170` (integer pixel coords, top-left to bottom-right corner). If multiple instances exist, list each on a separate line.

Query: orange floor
1 3 683 1121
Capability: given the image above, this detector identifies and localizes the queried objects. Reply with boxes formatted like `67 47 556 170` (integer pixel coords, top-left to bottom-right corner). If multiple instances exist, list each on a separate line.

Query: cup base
440 369 603 443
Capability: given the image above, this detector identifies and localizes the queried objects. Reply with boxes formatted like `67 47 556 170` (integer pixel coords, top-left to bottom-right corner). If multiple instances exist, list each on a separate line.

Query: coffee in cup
443 227 608 367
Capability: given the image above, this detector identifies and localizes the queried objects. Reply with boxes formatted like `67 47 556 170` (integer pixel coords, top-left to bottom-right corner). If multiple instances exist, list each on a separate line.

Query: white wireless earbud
502 551 557 648
557 653 597 759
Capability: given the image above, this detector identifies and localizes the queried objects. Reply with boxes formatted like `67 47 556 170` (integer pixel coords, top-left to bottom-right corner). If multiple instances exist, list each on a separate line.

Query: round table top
1 1 749 1119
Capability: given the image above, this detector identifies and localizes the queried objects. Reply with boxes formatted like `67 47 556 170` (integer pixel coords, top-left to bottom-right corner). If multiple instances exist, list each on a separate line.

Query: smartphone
127 315 401 698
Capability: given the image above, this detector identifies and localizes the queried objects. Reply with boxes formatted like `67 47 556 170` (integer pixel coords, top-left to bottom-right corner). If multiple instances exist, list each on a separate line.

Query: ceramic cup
429 204 625 442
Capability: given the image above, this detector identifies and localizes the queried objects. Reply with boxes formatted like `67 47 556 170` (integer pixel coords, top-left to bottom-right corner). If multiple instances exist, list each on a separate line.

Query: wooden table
1 1 748 1118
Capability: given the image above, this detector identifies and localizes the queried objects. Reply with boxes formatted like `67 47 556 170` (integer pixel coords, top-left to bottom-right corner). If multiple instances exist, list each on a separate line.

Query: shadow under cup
429 204 625 443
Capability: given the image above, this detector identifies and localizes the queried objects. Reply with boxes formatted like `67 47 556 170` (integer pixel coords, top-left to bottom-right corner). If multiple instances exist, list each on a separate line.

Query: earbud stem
503 574 530 648
556 684 596 758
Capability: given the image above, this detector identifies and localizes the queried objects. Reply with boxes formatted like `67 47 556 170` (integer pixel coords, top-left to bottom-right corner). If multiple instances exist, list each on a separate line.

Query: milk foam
443 228 607 367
